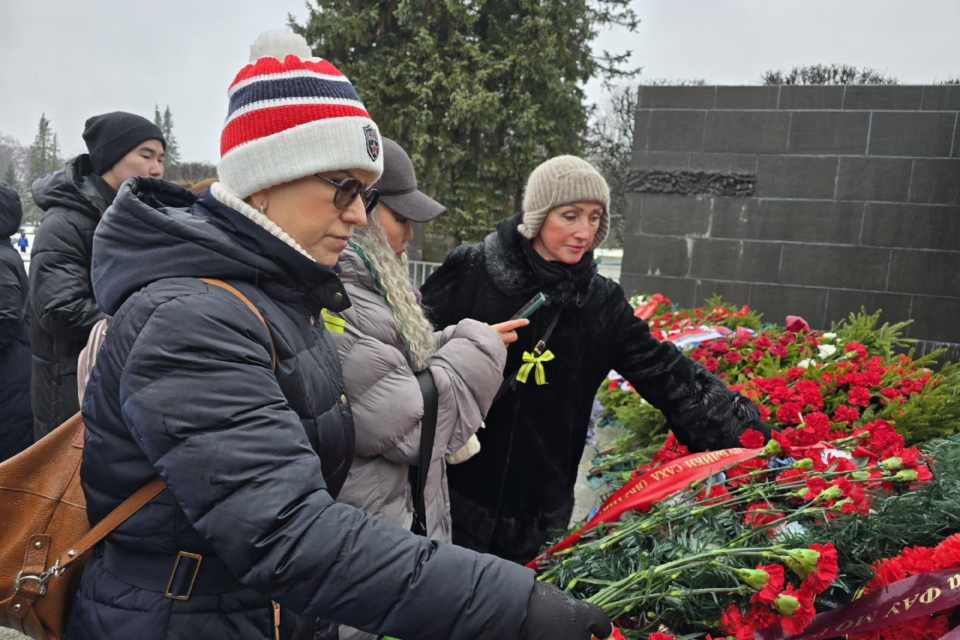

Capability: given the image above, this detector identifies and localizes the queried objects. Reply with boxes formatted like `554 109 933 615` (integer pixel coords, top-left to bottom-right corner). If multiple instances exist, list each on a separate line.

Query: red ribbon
756 567 960 640
527 448 761 568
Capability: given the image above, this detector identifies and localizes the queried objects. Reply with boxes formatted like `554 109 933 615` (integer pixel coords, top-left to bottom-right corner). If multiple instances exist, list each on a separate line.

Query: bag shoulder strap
200 278 277 371
54 278 277 569
54 476 166 572
410 369 439 536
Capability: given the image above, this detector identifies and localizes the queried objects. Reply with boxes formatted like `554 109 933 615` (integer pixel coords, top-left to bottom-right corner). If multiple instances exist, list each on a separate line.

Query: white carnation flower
818 344 838 359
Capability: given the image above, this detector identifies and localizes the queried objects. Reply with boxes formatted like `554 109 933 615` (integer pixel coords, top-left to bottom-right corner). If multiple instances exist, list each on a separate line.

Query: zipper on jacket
272 600 281 640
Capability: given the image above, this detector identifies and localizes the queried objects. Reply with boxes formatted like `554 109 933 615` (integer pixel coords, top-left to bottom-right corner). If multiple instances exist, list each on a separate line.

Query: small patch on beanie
363 125 380 162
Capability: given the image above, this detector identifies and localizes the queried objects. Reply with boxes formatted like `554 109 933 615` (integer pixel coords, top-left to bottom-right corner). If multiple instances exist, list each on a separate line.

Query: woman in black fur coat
420 155 771 564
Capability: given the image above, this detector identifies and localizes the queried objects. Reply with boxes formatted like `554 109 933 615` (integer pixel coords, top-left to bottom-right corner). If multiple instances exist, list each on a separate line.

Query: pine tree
50 133 60 168
161 106 181 166
154 105 163 131
293 0 639 251
2 161 19 192
28 113 58 185
24 114 62 223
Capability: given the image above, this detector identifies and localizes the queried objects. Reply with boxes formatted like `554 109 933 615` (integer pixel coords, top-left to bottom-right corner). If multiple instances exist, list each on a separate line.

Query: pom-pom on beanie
518 155 610 249
217 30 383 199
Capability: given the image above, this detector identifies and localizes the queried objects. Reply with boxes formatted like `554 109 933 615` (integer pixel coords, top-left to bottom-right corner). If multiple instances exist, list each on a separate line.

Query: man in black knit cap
29 111 165 439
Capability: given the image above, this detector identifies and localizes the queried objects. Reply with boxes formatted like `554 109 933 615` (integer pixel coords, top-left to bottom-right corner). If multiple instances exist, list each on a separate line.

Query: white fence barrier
408 260 442 288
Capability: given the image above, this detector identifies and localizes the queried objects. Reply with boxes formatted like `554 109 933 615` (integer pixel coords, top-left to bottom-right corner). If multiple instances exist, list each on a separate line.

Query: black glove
752 421 778 441
519 581 613 640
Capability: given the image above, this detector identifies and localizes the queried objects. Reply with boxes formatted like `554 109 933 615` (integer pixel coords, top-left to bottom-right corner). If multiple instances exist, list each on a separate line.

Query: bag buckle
165 551 202 601
533 340 547 356
13 558 62 597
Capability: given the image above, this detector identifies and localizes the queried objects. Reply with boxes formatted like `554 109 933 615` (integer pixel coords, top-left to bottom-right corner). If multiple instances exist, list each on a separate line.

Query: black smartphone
510 292 548 321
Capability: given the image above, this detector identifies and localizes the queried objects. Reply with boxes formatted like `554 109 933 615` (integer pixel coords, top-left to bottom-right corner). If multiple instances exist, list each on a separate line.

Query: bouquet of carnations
546 296 960 640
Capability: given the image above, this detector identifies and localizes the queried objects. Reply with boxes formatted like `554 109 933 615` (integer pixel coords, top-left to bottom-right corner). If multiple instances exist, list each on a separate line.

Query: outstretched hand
518 581 613 640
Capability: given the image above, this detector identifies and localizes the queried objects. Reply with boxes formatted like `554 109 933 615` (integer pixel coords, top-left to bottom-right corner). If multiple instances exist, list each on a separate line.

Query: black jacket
0 185 32 460
28 155 112 439
70 179 533 640
420 213 766 563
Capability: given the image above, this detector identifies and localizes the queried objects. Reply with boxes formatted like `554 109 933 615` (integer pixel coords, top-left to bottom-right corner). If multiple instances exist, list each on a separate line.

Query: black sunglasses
314 174 380 214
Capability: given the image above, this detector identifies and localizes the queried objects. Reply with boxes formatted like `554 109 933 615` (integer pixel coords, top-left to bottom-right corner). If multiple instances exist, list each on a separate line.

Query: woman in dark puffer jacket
421 156 772 564
70 32 612 640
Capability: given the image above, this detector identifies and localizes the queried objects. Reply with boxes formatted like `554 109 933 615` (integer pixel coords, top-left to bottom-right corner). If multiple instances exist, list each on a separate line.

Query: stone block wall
621 85 960 360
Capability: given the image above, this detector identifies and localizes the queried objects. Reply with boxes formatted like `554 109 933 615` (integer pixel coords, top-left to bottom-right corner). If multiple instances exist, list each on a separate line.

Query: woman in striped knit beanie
65 30 611 640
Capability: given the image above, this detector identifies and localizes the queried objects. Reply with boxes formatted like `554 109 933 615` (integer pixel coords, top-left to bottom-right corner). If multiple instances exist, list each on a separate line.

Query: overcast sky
1 0 957 164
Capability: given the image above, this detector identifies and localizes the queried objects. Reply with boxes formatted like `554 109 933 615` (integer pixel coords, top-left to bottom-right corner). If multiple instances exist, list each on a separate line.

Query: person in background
17 231 28 254
0 183 33 461
70 31 612 640
420 155 772 564
29 111 164 440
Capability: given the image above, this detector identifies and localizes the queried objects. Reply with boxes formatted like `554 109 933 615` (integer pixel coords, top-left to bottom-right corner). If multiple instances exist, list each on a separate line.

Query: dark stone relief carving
628 170 756 197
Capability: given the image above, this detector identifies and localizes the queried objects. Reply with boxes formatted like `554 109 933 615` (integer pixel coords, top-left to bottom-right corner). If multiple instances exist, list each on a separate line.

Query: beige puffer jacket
331 248 506 543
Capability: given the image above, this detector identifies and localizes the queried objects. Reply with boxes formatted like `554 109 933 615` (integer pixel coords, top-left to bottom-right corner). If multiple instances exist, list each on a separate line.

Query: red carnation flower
802 543 838 593
931 533 960 569
755 336 773 349
786 366 807 381
725 351 744 364
802 477 830 501
719 605 754 640
743 502 786 533
739 429 766 448
770 344 789 358
881 387 905 404
747 564 786 605
710 339 730 354
775 402 805 425
748 349 765 363
744 603 780 630
856 420 905 458
771 431 796 458
768 385 796 405
800 412 831 441
696 484 731 505
704 357 720 372
897 545 940 574
833 405 860 424
865 557 907 593
847 386 872 407
845 342 868 361
727 457 767 486
644 632 672 640
775 584 816 634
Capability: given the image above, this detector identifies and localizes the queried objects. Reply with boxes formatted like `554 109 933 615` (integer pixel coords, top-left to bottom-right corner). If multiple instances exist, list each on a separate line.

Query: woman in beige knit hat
420 155 773 564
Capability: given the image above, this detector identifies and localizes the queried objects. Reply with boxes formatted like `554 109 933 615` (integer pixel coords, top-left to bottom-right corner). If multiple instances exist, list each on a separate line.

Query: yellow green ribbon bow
516 349 555 386
320 309 346 334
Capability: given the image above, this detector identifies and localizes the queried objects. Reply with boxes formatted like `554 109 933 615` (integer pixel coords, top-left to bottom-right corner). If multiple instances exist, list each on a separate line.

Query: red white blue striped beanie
218 31 383 199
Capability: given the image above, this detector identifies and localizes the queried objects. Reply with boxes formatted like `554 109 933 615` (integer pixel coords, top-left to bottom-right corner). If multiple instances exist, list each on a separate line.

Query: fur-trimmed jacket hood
420 213 767 563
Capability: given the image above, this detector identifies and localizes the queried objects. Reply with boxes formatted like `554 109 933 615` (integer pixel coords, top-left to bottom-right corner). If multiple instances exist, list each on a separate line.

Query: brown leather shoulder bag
0 278 274 639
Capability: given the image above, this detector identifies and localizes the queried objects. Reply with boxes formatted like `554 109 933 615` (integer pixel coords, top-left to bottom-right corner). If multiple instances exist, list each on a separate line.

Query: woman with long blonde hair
331 138 525 548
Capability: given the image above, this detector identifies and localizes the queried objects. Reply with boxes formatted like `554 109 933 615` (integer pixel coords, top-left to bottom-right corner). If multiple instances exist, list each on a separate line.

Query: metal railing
407 260 442 288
